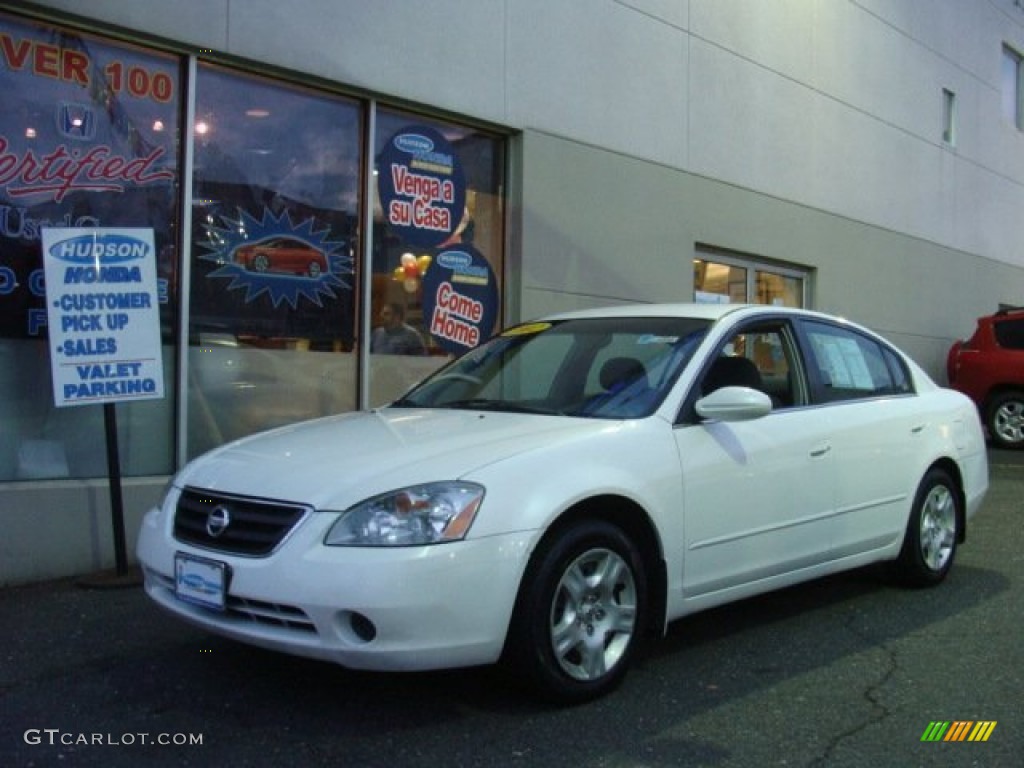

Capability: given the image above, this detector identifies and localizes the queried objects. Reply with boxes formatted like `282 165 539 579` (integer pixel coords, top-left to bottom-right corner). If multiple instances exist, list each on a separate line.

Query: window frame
942 87 957 146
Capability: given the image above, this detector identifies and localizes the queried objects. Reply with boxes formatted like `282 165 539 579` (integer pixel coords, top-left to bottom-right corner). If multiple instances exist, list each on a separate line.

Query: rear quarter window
993 318 1024 350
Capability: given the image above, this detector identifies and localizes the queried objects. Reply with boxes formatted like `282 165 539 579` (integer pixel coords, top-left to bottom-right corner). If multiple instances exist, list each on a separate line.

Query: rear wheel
986 390 1024 449
896 468 960 586
505 520 647 704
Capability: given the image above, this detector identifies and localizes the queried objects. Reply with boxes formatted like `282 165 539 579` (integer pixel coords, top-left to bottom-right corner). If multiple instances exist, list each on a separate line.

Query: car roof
538 302 846 325
541 303 749 322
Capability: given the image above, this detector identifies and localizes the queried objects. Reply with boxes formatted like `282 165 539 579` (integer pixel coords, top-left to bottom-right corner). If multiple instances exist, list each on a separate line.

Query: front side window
700 323 806 409
187 65 361 457
0 13 180 480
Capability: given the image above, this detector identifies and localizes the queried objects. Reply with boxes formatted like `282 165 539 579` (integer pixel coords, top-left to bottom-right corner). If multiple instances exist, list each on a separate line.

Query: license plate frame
174 552 227 611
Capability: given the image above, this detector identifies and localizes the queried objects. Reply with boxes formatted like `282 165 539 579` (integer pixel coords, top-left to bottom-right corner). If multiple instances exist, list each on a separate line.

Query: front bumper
136 501 534 671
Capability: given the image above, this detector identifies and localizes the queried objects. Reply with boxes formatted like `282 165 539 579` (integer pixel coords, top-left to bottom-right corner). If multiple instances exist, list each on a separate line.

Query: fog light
346 611 377 643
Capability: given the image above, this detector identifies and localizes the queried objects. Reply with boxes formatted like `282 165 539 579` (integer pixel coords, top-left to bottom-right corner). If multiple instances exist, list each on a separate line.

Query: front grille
174 487 309 556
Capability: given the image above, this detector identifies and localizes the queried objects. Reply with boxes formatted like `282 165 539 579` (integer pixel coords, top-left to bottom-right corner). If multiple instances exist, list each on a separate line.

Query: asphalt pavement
1 449 1021 768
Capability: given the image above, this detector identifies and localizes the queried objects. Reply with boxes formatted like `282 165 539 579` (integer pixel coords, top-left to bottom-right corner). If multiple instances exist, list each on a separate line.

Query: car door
796 318 922 559
674 320 837 600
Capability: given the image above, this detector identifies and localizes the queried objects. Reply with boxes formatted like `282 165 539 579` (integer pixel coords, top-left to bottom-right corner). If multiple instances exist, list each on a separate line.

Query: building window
942 88 957 145
1003 45 1024 130
368 109 506 407
0 12 181 481
0 10 508 477
693 248 808 308
187 65 363 458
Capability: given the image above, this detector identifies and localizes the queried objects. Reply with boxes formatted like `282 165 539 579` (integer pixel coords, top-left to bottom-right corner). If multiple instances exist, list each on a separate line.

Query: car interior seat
702 355 764 395
599 356 648 392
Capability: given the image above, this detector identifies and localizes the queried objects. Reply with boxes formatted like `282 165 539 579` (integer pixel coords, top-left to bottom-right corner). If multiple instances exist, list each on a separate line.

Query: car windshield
393 316 711 418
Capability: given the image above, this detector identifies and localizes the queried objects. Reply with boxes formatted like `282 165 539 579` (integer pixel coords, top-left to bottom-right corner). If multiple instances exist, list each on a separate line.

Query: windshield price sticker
174 552 227 611
41 227 165 407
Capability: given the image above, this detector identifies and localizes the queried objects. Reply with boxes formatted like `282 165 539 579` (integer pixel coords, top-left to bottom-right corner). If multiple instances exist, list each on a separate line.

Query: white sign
42 227 165 408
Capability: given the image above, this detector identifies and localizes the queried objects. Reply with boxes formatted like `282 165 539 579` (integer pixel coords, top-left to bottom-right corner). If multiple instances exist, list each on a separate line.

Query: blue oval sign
393 133 435 154
421 245 498 356
436 250 473 270
48 234 149 264
378 125 466 249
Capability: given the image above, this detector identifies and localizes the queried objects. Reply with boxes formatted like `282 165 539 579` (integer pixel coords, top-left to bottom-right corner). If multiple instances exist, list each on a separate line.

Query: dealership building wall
3 0 1023 585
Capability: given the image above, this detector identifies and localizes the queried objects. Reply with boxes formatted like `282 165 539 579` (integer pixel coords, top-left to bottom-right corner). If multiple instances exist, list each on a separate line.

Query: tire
505 520 647 704
986 391 1024 449
252 253 270 273
896 468 960 587
308 261 322 278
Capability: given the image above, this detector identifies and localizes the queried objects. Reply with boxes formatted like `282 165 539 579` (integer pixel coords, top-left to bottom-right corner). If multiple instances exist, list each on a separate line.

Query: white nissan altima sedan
137 303 988 702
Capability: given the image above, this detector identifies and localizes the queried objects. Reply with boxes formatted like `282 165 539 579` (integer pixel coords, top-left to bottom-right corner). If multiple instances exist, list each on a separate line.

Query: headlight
324 482 485 547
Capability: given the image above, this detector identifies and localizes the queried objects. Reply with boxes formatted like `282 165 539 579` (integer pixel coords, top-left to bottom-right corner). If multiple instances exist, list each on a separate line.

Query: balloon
403 263 419 279
417 254 432 274
403 278 419 293
392 266 404 281
400 252 417 268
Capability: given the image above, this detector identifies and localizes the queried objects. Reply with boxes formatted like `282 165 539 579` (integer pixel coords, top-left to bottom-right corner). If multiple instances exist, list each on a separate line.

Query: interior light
246 108 270 118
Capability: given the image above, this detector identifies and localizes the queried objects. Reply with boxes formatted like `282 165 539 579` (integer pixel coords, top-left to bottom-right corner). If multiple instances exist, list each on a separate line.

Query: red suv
947 307 1024 448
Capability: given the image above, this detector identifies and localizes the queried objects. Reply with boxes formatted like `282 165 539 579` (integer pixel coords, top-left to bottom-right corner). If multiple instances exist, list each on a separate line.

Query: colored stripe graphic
968 722 997 742
921 721 997 742
945 721 973 741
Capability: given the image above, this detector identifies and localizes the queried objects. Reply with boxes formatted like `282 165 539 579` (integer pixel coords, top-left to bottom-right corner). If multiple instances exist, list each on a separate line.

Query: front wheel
896 468 960 587
986 390 1024 449
505 520 647 704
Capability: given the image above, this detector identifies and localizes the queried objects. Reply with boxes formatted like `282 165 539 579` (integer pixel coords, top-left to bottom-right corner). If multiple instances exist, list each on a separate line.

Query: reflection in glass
694 259 747 303
186 65 362 458
369 110 506 407
755 271 802 308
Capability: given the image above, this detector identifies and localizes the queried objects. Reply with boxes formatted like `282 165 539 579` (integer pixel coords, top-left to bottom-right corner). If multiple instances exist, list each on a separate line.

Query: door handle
810 444 832 458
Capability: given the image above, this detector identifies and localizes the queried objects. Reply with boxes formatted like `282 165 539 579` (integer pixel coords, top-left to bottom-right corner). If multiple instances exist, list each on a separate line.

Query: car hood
174 407 612 510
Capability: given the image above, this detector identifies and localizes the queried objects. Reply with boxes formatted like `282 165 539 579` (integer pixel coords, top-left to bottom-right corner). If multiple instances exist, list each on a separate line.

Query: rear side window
801 321 913 402
994 317 1024 349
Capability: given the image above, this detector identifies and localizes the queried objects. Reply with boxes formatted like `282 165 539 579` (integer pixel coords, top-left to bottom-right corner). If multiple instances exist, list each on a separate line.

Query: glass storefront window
0 13 508 478
368 110 506 406
187 65 362 458
0 13 180 480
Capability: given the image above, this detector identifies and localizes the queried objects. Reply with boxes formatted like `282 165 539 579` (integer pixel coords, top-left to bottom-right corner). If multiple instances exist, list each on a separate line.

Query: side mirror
695 386 772 422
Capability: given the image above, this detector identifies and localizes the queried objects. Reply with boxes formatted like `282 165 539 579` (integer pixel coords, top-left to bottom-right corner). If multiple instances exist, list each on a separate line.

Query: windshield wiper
443 399 565 415
389 397 421 408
